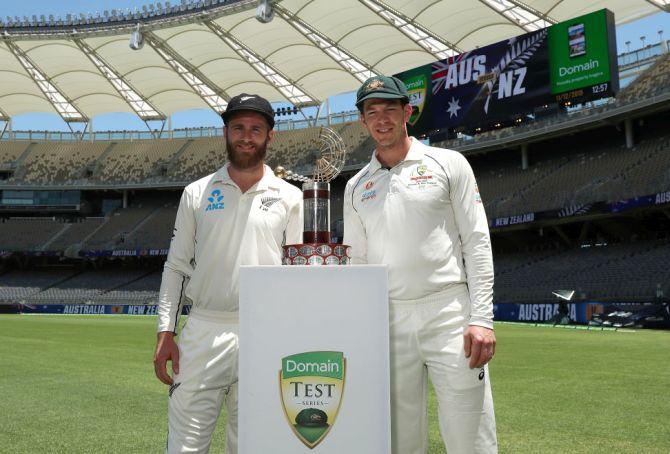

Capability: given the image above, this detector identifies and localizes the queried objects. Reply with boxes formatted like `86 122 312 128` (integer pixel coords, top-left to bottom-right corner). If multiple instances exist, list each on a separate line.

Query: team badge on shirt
260 196 282 211
279 351 346 449
409 164 437 188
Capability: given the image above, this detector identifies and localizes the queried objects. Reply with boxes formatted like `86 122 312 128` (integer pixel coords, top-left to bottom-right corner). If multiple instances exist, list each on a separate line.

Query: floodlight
256 0 274 23
551 290 575 301
129 24 144 50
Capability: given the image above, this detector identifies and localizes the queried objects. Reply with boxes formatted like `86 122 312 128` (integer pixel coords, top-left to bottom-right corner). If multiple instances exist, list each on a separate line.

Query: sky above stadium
2 2 669 131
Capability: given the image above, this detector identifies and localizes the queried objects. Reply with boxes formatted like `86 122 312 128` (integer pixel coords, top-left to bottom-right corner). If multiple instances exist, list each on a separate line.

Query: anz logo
205 189 225 212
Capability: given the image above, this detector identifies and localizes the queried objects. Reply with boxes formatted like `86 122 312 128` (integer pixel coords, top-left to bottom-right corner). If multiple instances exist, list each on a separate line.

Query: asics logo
205 189 225 211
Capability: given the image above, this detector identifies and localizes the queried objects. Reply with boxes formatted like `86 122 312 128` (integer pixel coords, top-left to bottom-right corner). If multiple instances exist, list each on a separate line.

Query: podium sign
239 265 390 453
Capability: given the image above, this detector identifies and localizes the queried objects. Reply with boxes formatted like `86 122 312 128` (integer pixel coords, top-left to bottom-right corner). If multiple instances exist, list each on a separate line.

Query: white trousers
390 285 498 454
166 309 239 453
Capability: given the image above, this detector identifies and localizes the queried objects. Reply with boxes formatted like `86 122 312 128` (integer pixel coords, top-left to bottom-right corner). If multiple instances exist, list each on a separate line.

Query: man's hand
154 331 179 385
463 325 496 369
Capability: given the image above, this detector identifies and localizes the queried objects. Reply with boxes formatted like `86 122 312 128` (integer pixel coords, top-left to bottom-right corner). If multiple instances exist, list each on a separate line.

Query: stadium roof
0 0 666 127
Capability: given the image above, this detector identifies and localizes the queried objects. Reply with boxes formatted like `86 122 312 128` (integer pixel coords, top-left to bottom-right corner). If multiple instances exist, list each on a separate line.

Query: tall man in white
344 76 498 453
153 93 302 453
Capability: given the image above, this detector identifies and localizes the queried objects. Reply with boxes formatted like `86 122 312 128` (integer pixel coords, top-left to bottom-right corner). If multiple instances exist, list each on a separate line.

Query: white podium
239 265 390 453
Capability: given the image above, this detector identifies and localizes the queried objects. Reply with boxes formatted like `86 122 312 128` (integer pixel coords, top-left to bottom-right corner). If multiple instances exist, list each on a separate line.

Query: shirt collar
368 137 424 172
212 163 281 192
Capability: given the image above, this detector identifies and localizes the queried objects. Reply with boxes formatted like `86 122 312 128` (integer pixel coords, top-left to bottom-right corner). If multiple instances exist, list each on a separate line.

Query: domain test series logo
279 351 346 449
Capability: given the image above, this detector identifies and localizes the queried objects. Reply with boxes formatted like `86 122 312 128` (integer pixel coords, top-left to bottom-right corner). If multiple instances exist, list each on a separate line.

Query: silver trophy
275 127 350 265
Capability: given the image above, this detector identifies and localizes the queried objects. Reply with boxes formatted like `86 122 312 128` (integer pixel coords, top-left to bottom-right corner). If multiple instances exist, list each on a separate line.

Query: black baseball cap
222 93 275 128
356 75 409 110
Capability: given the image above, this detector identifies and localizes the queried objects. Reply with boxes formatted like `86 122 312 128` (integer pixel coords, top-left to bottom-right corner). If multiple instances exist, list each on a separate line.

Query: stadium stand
0 217 64 251
16 142 110 184
26 268 155 303
494 240 670 303
159 137 223 183
83 203 157 250
122 203 177 250
47 218 107 252
0 141 31 169
594 135 670 202
95 270 161 304
1 48 669 310
616 52 670 102
0 121 372 185
0 269 78 302
97 139 189 184
474 130 670 218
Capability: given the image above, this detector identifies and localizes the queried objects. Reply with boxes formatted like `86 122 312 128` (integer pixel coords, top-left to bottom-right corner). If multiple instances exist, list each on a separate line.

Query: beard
226 136 268 170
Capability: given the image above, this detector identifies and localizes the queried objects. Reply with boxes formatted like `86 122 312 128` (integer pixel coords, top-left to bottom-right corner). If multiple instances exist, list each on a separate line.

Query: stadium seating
0 141 31 168
47 218 107 252
26 268 157 303
83 200 158 250
1 55 668 308
474 131 670 218
3 239 666 305
17 142 110 184
96 270 161 304
0 218 64 251
122 203 177 250
494 240 670 303
97 139 188 183
617 52 670 103
0 120 373 186
166 137 224 182
0 269 78 302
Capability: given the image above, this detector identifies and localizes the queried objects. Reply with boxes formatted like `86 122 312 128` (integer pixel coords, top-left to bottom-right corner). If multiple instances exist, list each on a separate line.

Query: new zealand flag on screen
397 29 551 135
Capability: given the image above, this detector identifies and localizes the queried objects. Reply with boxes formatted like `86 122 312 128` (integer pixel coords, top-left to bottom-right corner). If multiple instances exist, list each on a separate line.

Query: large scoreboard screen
396 9 619 136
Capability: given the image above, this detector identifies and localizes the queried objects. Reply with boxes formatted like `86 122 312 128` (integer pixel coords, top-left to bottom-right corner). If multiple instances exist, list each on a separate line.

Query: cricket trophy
275 127 350 265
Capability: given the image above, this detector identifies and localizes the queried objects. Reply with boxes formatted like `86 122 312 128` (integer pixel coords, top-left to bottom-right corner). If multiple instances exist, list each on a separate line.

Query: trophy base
282 243 351 265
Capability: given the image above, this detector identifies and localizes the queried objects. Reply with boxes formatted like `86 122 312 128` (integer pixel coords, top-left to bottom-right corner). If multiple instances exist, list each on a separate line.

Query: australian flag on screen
432 29 552 130
398 29 553 136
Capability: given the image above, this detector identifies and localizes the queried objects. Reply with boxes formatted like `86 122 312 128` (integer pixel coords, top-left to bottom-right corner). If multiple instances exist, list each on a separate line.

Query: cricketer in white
154 93 302 454
344 75 498 454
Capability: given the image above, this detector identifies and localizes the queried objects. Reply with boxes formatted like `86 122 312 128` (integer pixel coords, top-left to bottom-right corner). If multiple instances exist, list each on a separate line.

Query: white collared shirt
157 163 302 332
343 138 494 328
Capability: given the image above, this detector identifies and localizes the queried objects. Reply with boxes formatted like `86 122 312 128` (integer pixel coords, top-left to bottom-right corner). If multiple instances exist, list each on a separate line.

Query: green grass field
1 315 668 453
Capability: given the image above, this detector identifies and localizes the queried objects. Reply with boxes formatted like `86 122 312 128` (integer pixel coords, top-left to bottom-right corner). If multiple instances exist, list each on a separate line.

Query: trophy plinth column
302 181 331 244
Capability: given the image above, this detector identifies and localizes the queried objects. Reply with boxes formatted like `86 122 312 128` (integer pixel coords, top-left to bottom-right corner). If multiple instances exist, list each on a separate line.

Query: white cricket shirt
343 138 494 328
157 163 302 332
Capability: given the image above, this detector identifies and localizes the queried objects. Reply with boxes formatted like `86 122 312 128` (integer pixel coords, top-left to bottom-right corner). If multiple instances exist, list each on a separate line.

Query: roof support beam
204 20 319 107
143 31 229 114
74 38 165 121
274 4 378 83
359 0 461 59
4 40 87 123
479 0 556 32
644 0 670 12
0 118 8 140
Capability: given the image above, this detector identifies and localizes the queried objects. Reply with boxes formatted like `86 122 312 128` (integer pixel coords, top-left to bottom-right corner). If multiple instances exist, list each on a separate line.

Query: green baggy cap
356 75 409 109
